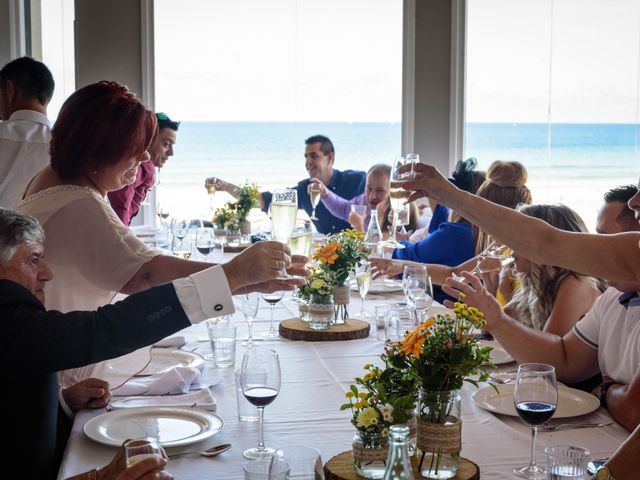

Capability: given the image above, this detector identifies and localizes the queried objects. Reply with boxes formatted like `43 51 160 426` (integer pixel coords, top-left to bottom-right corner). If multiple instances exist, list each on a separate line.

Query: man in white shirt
0 56 54 207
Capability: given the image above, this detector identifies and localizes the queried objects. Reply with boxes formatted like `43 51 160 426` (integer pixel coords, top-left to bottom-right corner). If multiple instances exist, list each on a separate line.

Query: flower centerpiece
296 267 336 329
395 301 494 479
212 203 237 236
312 229 368 323
341 363 416 479
234 182 260 238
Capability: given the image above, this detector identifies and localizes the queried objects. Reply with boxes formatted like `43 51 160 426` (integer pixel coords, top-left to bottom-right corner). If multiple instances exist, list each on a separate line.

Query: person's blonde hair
507 204 602 331
474 161 532 252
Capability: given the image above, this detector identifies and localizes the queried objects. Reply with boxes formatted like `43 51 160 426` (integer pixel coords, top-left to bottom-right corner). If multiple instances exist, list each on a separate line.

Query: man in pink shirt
108 112 179 225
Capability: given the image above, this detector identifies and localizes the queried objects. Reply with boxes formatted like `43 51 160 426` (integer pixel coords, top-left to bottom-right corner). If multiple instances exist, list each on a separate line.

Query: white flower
380 403 394 423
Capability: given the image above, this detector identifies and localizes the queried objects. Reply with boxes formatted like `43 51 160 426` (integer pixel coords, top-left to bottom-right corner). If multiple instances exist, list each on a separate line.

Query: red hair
50 81 157 180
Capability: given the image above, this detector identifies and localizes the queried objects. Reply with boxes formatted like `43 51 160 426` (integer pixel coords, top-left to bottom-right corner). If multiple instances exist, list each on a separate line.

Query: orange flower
313 242 340 265
400 318 435 358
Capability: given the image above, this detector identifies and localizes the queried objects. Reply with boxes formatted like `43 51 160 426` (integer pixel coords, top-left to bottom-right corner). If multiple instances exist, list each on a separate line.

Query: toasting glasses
383 155 418 249
241 347 281 459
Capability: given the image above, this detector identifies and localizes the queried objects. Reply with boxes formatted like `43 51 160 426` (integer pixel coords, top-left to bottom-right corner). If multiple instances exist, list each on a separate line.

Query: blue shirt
428 204 450 233
392 221 475 303
262 169 366 234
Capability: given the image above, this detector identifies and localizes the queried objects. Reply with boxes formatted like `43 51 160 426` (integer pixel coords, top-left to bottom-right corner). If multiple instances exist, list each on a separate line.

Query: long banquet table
58 282 629 479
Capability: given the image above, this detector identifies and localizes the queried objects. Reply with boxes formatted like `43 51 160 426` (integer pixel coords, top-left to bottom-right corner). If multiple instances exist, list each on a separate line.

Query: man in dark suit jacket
0 207 295 480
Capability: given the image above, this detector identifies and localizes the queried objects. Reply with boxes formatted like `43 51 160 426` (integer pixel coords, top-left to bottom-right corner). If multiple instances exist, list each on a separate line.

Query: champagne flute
383 156 409 249
354 261 372 319
270 189 297 244
287 220 313 305
241 347 281 459
205 177 217 212
262 291 285 338
513 363 558 479
195 227 215 261
308 183 322 221
240 293 261 347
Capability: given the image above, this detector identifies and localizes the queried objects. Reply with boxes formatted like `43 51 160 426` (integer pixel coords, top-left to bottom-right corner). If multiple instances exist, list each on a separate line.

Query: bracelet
598 380 619 408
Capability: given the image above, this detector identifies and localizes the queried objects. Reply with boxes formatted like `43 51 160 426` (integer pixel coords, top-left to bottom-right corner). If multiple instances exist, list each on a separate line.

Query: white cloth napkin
113 367 201 396
109 388 216 411
153 335 186 348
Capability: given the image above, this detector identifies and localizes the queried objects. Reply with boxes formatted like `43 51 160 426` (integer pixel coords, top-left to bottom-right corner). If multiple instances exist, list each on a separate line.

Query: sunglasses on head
156 112 169 121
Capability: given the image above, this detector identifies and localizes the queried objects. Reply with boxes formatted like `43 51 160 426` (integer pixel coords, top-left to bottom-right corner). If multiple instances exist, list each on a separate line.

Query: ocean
157 122 640 231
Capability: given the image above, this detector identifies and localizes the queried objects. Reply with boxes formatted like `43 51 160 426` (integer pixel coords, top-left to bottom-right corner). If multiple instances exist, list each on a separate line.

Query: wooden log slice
278 318 370 341
323 451 479 480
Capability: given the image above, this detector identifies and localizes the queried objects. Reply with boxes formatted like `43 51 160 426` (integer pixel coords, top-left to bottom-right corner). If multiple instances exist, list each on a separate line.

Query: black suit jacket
0 280 191 480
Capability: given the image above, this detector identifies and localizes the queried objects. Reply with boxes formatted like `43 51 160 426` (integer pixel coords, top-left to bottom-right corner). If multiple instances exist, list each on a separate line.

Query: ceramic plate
350 278 403 293
478 341 514 365
137 348 205 376
471 383 600 419
83 407 223 447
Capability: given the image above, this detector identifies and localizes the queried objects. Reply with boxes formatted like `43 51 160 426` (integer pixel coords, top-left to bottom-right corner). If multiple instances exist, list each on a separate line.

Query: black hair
0 56 54 105
156 112 180 131
604 184 637 204
305 135 334 156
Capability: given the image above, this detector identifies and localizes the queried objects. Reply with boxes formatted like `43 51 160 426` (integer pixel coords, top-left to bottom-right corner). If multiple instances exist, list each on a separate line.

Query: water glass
276 446 324 480
394 304 415 338
235 369 260 421
123 438 161 468
374 304 390 340
243 458 289 480
545 445 590 479
350 204 368 218
207 323 237 368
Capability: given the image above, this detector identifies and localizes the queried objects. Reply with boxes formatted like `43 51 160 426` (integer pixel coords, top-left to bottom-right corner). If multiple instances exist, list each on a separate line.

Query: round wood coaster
323 451 479 480
278 318 370 341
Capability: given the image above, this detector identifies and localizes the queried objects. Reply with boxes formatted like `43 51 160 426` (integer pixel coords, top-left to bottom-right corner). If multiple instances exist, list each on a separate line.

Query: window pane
154 0 402 218
466 0 640 230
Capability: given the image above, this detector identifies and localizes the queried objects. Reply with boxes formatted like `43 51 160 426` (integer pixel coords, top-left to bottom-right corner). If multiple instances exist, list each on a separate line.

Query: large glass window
154 0 403 218
465 0 640 229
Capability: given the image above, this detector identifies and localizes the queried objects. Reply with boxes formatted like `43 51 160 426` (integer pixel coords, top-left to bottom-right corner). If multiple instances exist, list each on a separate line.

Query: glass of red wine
513 363 558 479
240 347 281 459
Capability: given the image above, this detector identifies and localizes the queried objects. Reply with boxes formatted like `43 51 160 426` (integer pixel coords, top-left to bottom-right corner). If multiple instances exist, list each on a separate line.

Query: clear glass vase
332 284 350 324
298 302 309 322
416 389 461 479
353 430 389 479
308 294 333 330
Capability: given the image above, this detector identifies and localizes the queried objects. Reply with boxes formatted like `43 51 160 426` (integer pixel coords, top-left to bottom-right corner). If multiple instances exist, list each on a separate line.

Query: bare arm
604 423 640 478
606 371 640 431
403 163 640 283
442 272 600 382
541 276 601 336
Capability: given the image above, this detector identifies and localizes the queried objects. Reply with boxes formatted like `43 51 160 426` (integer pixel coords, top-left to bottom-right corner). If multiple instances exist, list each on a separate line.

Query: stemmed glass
171 235 192 260
240 293 261 347
262 291 285 338
171 218 188 243
195 227 215 261
205 177 217 212
287 220 313 305
452 243 516 282
308 183 322 220
513 363 558 479
354 261 372 319
240 347 281 459
270 189 297 245
383 156 411 249
403 265 433 323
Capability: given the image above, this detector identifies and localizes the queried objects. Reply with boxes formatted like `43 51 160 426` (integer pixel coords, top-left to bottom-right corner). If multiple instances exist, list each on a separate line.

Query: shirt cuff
59 389 74 419
173 266 235 323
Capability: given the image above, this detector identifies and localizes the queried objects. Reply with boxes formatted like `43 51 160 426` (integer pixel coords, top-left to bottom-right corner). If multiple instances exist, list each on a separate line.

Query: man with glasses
108 112 180 226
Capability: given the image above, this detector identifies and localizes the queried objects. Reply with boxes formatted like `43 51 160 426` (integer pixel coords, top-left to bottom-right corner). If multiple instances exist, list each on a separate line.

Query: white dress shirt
0 109 51 207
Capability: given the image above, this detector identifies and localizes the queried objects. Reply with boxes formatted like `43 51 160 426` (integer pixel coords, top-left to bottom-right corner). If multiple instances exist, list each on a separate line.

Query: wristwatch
595 465 615 480
596 380 619 408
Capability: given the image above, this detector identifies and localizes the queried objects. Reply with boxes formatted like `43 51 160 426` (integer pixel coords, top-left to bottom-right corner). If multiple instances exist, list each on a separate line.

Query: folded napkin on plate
110 388 216 411
153 335 186 348
113 366 201 396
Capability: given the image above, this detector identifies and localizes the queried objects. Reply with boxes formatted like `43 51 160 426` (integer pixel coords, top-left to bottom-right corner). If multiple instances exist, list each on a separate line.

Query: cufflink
214 304 223 311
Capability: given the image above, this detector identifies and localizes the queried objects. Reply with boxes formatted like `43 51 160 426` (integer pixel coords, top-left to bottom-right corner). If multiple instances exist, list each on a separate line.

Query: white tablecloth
57 287 629 479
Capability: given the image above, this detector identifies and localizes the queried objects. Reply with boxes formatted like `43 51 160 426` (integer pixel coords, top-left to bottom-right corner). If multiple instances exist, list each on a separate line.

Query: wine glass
171 235 193 260
404 267 433 323
270 189 298 244
171 218 188 242
262 291 285 338
354 261 372 319
240 347 281 459
308 183 322 220
205 177 217 212
240 293 261 347
382 156 410 249
513 363 558 479
195 227 215 261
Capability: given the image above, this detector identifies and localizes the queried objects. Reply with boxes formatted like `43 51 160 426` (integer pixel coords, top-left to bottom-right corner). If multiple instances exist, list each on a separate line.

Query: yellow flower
310 279 326 290
313 242 340 265
356 407 379 428
358 392 367 399
345 391 355 398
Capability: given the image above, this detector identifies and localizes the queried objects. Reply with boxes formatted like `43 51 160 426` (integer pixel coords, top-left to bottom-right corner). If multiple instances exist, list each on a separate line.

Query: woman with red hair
17 81 304 386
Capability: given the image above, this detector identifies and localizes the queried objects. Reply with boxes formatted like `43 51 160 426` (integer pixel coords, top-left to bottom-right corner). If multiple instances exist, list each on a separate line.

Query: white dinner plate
478 341 514 365
83 407 224 447
137 348 205 376
471 383 600 419
349 278 403 293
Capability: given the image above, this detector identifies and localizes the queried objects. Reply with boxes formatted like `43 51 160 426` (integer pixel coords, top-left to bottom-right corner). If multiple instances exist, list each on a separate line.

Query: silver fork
539 421 613 432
